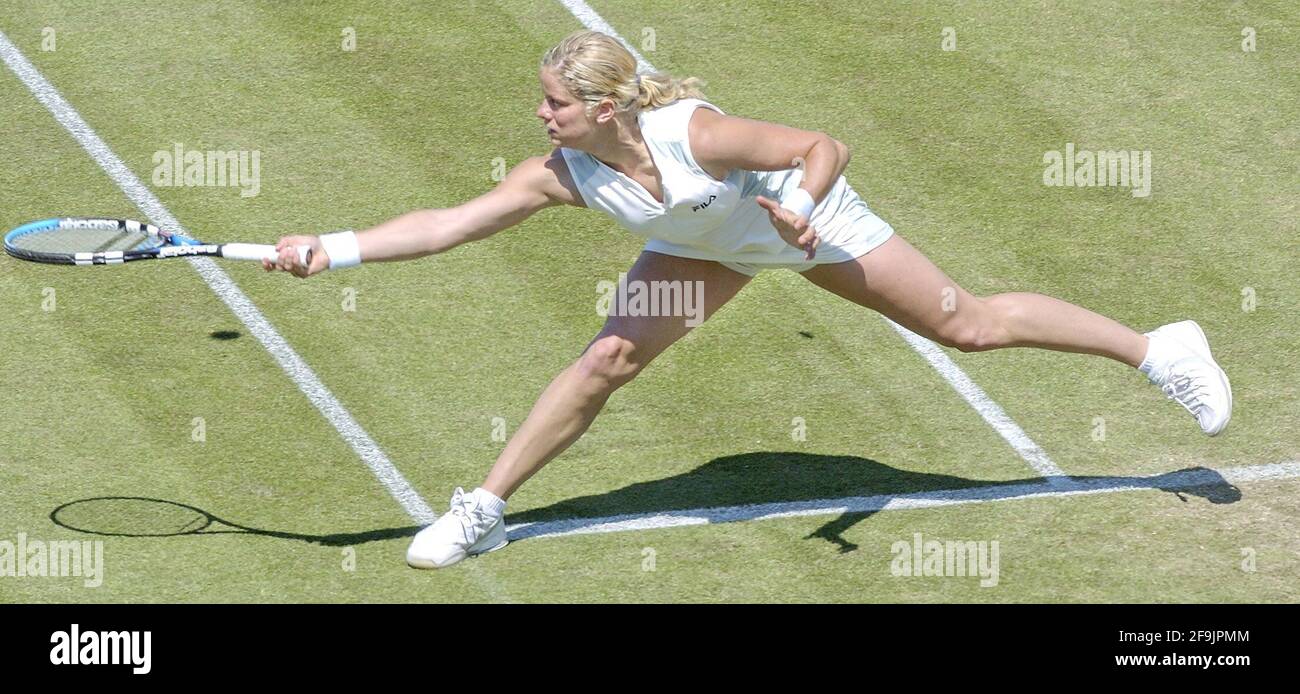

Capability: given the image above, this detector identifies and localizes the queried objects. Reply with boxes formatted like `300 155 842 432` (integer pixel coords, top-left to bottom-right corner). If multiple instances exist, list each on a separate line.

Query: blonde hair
539 30 707 117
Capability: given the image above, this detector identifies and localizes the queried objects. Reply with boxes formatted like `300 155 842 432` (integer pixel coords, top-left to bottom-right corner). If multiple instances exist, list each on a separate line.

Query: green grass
0 0 1295 602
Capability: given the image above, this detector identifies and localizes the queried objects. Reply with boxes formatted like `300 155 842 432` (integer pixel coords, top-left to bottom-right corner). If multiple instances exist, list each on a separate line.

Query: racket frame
4 217 306 266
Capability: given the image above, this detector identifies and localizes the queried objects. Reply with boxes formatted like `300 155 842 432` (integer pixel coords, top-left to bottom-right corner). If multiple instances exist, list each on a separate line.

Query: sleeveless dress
559 98 894 275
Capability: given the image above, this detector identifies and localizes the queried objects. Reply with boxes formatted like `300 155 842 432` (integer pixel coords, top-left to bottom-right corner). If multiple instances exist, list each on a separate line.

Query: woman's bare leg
481 252 752 500
799 234 1149 366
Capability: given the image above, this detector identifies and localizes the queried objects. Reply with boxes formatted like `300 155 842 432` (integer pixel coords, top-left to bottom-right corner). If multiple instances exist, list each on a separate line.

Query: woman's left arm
689 108 850 259
688 107 850 205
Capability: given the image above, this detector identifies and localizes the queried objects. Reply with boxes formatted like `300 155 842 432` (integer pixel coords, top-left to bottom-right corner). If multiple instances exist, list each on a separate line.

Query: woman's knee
934 297 1011 352
576 334 644 387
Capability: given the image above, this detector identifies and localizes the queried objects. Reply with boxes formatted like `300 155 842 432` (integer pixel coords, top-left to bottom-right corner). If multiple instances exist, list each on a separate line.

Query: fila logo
691 195 717 212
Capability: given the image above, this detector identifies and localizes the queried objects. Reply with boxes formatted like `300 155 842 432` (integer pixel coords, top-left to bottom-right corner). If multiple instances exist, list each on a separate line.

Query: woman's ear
592 98 621 125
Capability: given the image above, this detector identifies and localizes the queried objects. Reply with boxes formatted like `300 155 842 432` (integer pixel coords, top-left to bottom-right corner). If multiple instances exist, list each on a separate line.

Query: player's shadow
505 452 1241 553
48 454 1240 553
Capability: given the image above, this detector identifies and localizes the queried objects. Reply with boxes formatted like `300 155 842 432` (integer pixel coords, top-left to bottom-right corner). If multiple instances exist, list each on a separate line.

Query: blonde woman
266 31 1231 569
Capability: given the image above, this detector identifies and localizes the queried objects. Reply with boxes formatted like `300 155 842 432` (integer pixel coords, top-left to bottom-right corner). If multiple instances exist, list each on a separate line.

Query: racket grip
222 243 312 266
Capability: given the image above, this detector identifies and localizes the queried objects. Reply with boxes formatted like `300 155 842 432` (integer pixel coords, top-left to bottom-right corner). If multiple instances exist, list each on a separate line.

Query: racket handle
222 243 312 266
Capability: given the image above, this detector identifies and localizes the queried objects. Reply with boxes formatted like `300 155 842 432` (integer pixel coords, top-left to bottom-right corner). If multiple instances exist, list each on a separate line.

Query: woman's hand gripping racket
3 216 312 268
264 234 328 278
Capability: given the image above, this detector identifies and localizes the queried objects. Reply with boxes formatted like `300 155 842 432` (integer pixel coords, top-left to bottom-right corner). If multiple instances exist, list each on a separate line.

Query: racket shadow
49 496 421 547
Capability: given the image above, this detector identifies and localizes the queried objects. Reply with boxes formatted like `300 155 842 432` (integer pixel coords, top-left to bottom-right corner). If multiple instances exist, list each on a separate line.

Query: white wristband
318 230 361 269
779 187 816 220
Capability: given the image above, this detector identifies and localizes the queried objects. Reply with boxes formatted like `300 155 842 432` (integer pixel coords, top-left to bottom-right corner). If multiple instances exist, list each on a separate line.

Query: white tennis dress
558 98 894 275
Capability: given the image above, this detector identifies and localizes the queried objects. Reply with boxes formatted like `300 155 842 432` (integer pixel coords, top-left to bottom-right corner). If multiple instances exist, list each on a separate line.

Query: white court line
555 0 656 73
507 460 1300 541
0 30 435 525
553 0 1066 483
887 321 1067 482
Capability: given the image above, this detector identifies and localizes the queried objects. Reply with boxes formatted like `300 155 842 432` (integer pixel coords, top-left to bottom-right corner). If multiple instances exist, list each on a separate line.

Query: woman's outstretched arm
265 154 562 276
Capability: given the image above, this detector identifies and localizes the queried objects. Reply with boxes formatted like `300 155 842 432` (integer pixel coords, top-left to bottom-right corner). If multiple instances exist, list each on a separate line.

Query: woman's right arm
266 153 571 276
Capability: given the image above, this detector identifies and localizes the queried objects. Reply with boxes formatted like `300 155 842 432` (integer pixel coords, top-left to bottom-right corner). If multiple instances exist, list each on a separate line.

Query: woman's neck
585 116 650 174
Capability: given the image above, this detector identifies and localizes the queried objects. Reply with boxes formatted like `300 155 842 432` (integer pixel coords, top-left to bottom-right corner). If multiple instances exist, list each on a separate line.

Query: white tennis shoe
406 487 508 569
1144 320 1232 436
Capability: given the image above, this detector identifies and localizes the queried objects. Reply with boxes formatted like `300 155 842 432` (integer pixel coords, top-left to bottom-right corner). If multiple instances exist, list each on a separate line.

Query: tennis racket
3 216 309 266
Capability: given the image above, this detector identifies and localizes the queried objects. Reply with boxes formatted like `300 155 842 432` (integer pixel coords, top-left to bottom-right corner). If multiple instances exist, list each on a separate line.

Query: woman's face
537 67 589 146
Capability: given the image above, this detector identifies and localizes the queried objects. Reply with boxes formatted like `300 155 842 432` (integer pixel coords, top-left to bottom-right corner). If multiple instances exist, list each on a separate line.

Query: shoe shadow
48 457 1239 552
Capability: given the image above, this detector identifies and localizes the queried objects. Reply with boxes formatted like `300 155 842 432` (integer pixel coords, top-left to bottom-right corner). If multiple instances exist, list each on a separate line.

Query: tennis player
266 30 1231 569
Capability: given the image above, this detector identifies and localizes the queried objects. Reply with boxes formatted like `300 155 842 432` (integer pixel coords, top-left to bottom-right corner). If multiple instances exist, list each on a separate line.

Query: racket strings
52 498 213 536
11 226 160 253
